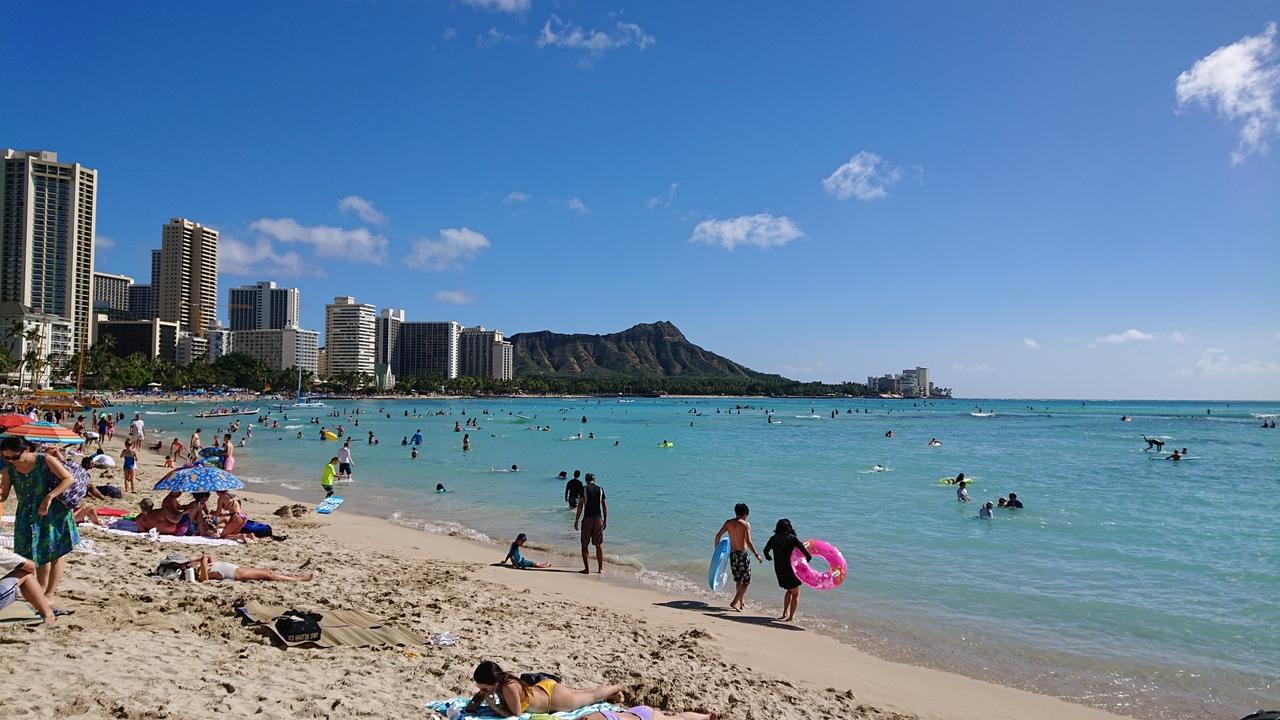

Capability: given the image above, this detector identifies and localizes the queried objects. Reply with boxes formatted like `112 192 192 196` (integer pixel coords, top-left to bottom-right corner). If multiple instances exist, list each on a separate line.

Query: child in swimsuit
502 533 550 569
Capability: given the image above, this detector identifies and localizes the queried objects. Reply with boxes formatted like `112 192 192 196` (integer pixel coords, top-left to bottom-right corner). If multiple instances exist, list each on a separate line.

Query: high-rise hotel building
229 280 300 331
459 326 514 380
157 218 218 336
323 296 376 375
0 149 98 354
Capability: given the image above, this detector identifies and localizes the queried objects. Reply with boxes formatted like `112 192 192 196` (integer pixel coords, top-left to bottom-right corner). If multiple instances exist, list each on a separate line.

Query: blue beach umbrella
154 466 245 493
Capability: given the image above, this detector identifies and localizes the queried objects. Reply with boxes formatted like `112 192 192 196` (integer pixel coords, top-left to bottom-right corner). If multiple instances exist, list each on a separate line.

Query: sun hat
162 552 190 566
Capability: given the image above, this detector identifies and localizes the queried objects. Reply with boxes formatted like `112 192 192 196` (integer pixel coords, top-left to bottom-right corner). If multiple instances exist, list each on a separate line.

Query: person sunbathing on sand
581 708 718 720
159 553 313 582
465 660 625 718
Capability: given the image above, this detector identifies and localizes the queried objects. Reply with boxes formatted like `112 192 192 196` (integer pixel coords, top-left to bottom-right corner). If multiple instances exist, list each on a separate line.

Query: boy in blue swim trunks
714 503 762 612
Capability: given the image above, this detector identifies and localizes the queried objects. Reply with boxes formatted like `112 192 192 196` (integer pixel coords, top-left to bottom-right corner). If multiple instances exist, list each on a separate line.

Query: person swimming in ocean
979 502 994 519
928 438 941 446
884 430 893 438
436 483 447 493
1168 449 1182 461
956 479 971 503
1142 434 1165 452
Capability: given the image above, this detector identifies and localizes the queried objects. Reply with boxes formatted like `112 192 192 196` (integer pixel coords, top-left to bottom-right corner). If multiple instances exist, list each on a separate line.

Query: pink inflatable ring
790 538 847 590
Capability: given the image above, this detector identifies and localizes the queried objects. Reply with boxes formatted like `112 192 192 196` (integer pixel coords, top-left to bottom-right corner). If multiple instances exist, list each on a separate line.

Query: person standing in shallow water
573 473 607 574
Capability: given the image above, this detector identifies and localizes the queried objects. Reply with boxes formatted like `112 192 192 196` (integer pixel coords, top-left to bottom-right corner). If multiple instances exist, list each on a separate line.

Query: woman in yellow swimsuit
464 660 625 717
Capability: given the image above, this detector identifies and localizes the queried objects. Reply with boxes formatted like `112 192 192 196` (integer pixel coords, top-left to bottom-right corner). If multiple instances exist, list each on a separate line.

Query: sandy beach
0 431 1133 720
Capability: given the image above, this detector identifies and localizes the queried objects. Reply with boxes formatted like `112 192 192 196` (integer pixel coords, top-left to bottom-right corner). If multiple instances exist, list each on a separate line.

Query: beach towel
425 699 621 720
237 600 428 649
84 524 238 546
0 600 43 625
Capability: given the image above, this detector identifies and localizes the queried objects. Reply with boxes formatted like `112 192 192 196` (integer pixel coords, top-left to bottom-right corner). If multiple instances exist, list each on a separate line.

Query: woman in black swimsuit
763 518 811 622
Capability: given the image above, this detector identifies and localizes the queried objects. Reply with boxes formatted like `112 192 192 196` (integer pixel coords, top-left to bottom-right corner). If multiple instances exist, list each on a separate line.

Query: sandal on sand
53 608 75 617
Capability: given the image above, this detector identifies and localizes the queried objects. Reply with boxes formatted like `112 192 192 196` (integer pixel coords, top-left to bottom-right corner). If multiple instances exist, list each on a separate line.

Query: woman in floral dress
0 436 78 599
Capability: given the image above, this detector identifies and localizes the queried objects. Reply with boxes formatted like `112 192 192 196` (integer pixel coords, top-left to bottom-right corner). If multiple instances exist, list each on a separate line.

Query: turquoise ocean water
130 397 1278 719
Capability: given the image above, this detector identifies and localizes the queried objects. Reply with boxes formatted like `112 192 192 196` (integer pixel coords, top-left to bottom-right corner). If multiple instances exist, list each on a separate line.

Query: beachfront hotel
230 326 319 374
459 325 514 381
397 320 460 381
324 295 377 375
0 149 98 355
229 280 301 331
92 271 133 320
157 218 219 338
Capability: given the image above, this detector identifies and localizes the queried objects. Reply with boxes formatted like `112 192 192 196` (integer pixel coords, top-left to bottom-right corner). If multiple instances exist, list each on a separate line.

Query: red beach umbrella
0 414 34 431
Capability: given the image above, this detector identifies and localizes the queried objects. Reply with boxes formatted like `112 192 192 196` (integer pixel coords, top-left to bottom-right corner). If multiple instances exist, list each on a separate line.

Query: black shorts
729 549 751 584
339 462 352 475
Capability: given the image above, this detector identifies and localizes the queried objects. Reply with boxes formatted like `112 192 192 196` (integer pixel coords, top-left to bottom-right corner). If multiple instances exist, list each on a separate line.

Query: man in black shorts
564 469 584 509
573 473 607 574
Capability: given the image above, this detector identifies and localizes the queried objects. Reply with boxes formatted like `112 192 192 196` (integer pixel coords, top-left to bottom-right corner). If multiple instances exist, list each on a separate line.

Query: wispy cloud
337 195 387 225
1168 331 1188 343
646 182 679 209
822 151 903 201
1176 22 1280 164
435 289 476 305
503 191 530 204
461 0 530 13
477 27 512 48
1023 337 1041 350
95 234 117 249
1177 348 1280 376
251 218 389 264
441 27 458 42
219 236 319 278
951 363 997 373
1093 328 1156 345
689 213 804 251
537 14 655 64
567 196 590 215
406 228 491 271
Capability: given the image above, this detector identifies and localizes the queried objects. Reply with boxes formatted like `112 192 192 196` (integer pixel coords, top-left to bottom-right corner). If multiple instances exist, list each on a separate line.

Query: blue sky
3 1 1278 399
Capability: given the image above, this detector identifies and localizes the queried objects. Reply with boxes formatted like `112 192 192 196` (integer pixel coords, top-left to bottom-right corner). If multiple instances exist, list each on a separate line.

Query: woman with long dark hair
465 660 624 717
763 518 812 622
0 436 79 600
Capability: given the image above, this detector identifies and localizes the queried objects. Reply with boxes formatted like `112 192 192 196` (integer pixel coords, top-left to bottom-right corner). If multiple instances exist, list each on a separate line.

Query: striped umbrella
153 465 245 493
0 414 32 430
2 421 83 445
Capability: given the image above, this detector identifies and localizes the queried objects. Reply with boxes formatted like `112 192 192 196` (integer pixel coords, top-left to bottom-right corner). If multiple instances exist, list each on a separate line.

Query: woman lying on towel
466 660 626 718
159 552 313 582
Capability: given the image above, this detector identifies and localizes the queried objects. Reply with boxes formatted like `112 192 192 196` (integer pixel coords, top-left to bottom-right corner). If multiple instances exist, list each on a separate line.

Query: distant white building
231 327 319 374
176 332 208 365
0 301 74 388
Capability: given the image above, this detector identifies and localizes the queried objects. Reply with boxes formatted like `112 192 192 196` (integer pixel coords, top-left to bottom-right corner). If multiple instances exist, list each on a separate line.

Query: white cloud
689 213 805 251
951 363 997 373
1093 329 1156 345
477 27 512 48
337 195 387 225
646 182 679 209
461 0 530 13
1168 331 1188 343
1176 22 1280 163
567 196 590 215
1023 337 1041 350
219 236 319 278
822 151 903 201
435 289 476 305
441 27 458 42
406 228 491 270
1178 348 1280 376
537 14 655 63
503 191 530 204
95 234 117 249
251 218 389 264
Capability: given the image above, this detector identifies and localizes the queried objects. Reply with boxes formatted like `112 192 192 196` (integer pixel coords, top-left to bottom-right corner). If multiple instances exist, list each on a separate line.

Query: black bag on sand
1239 713 1280 720
275 610 322 643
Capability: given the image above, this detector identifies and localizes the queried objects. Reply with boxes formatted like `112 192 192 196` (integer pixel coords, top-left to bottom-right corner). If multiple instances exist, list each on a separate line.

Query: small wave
280 483 302 490
240 476 265 484
390 513 498 544
284 425 303 429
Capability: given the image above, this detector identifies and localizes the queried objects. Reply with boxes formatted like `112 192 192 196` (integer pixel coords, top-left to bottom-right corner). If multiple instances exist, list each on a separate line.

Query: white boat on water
970 412 996 417
194 407 261 419
284 366 325 409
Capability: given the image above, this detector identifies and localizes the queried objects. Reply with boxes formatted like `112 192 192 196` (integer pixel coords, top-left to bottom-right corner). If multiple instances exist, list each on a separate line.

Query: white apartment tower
158 218 218 337
323 296 376 376
228 280 300 331
0 149 98 354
